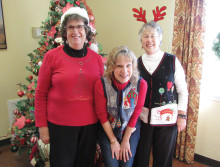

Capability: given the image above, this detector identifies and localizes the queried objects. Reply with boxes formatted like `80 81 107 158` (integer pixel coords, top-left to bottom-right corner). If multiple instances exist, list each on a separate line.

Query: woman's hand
120 139 132 162
110 140 121 160
39 127 50 144
177 117 186 133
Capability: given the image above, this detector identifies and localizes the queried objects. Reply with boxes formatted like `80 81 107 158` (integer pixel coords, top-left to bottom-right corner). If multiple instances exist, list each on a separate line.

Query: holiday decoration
30 136 38 144
10 145 19 152
212 33 220 59
29 75 33 80
10 0 105 166
14 109 20 115
132 6 167 23
13 116 26 129
25 119 32 125
17 90 24 97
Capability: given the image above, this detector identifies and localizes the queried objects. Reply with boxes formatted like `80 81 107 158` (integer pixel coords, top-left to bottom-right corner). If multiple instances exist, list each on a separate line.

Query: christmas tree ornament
10 145 19 152
19 138 26 145
54 0 60 5
31 136 38 144
27 93 34 99
25 119 32 125
29 107 35 114
59 0 66 7
33 68 39 76
29 75 33 80
17 90 24 97
75 1 80 6
38 61 43 67
14 109 20 115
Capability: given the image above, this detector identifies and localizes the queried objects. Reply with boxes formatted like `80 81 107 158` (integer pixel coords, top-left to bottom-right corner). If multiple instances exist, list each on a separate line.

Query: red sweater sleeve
127 79 148 127
35 52 53 127
94 79 109 124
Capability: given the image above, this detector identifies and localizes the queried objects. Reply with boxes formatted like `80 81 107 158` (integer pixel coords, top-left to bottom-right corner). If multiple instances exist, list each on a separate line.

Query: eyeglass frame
66 24 86 32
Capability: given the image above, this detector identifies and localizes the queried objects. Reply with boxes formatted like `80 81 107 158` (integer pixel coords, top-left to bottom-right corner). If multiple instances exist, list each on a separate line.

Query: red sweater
35 46 104 127
94 78 147 127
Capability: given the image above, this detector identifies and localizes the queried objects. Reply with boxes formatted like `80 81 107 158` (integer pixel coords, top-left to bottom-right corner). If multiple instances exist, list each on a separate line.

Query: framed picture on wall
0 0 7 49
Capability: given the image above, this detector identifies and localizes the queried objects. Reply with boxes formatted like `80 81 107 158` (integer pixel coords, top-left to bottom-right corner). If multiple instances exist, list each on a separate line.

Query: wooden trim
194 154 220 167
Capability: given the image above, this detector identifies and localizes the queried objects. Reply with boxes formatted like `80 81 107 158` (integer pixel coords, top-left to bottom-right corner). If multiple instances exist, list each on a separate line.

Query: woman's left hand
119 139 132 162
177 117 187 133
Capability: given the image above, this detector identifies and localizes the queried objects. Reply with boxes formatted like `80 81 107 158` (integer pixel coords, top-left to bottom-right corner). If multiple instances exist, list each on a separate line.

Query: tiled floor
0 144 209 167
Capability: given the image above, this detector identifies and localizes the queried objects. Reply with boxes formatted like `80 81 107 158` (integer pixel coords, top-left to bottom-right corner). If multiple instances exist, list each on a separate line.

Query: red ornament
30 136 38 144
55 0 60 5
19 138 25 145
75 1 80 6
25 119 32 125
14 109 20 115
27 93 34 99
29 75 33 80
17 90 24 97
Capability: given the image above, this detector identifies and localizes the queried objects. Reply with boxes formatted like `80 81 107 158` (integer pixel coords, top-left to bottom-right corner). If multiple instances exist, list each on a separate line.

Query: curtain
172 0 206 164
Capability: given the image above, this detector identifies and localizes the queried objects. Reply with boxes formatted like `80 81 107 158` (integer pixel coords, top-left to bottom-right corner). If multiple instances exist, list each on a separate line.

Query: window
200 1 220 101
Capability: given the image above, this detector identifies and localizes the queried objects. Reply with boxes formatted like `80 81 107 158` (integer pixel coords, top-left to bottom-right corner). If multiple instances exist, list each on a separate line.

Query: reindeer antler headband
132 6 167 23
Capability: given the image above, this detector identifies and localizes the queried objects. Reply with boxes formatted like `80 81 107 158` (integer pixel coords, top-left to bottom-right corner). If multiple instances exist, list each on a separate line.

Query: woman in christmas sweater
94 46 147 167
35 7 104 167
133 21 188 167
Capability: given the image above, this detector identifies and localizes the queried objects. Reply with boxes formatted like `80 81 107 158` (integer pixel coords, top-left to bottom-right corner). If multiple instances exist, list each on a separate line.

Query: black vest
138 53 178 123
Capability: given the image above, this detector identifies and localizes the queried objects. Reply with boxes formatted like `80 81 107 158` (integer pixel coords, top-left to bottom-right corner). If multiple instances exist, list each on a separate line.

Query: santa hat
61 7 89 25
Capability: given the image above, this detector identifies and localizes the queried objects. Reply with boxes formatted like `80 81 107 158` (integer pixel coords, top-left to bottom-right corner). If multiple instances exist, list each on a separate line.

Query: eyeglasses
66 25 85 31
142 35 158 39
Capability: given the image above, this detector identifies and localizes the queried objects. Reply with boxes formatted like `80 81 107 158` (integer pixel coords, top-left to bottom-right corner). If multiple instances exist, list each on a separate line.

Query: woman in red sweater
35 7 104 167
94 46 147 167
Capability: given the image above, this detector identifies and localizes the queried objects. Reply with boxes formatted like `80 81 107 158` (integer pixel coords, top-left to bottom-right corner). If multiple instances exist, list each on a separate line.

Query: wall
87 0 175 56
0 0 219 163
0 0 49 140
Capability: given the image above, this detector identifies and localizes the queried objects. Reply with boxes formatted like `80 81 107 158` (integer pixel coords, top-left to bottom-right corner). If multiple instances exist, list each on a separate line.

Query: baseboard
194 153 220 167
0 138 10 147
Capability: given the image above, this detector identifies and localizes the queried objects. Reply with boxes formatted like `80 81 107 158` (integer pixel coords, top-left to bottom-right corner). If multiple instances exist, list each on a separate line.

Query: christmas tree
10 0 104 166
212 32 220 59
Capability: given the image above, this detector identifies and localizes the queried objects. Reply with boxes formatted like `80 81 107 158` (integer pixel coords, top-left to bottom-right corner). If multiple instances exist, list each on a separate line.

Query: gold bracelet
110 140 117 144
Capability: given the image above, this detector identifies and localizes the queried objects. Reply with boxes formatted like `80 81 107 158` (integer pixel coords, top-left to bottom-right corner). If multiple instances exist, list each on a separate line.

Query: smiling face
66 19 86 50
113 55 132 84
141 27 162 55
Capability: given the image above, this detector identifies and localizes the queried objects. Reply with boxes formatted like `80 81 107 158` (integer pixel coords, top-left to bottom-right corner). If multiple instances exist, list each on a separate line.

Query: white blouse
141 50 188 112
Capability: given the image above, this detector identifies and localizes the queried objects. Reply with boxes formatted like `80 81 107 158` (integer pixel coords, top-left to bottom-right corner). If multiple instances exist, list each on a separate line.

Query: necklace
63 45 90 66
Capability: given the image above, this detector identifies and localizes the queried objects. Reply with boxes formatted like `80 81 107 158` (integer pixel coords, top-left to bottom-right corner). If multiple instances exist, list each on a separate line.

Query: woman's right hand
39 127 50 144
110 140 121 160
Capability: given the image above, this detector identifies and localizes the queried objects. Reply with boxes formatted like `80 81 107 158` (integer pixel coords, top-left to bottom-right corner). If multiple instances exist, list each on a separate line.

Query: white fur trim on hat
61 7 89 25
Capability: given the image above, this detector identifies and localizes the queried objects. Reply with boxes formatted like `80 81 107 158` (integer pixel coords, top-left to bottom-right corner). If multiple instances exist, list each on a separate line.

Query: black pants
48 122 98 167
133 122 177 167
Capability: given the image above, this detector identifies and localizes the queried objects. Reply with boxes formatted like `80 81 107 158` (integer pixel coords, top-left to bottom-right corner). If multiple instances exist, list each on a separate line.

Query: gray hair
138 20 163 43
104 46 139 82
60 14 92 46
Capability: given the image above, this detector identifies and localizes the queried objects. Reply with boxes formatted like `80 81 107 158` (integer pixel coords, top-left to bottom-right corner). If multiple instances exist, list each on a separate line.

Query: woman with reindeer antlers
133 21 188 167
